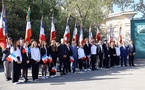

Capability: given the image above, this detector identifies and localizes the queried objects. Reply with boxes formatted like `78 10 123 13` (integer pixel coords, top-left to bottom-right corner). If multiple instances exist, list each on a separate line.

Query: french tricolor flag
6 53 17 62
41 54 48 64
96 24 101 41
70 56 74 62
51 66 57 73
109 27 113 44
89 25 93 43
63 16 70 43
39 16 46 42
25 7 32 43
47 56 52 63
50 17 56 41
72 22 78 42
119 27 122 44
79 24 84 46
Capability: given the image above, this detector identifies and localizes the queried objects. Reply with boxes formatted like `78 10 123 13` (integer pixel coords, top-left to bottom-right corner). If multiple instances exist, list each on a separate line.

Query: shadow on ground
7 59 143 85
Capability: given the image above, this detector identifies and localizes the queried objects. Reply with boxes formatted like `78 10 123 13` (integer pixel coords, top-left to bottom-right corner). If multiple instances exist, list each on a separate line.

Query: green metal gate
131 19 145 59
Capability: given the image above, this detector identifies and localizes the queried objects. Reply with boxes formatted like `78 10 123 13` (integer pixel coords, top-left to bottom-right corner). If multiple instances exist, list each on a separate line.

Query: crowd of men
1 37 136 84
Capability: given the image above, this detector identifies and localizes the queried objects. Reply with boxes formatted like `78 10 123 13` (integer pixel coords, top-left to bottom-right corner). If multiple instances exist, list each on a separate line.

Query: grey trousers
3 61 12 79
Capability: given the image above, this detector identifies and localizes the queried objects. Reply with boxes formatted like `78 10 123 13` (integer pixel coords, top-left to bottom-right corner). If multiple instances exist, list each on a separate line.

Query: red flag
72 22 78 42
39 16 46 42
79 24 84 46
25 7 32 43
109 27 113 44
89 25 93 42
0 8 6 50
63 17 70 43
96 25 100 41
50 17 56 41
119 27 122 44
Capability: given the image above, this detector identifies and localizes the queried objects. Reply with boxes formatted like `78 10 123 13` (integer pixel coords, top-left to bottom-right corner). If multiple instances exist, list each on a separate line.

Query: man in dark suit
84 38 91 71
70 41 78 73
58 38 69 75
127 40 136 66
120 42 128 66
97 41 104 68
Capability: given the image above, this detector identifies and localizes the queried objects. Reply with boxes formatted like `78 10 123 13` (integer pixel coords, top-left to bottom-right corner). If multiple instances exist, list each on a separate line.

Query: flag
47 56 52 63
70 56 74 62
41 54 48 64
22 48 26 54
50 17 56 41
79 24 84 46
89 25 93 42
51 66 57 73
63 16 70 43
25 7 32 43
72 22 78 42
6 53 18 62
0 8 6 50
119 27 122 44
96 24 101 41
82 56 86 60
2 1 8 35
39 16 46 42
109 27 113 44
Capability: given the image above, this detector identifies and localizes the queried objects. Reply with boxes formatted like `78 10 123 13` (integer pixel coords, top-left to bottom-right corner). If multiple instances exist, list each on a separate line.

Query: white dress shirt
115 47 120 56
91 45 97 55
10 46 22 61
78 48 86 59
31 47 40 61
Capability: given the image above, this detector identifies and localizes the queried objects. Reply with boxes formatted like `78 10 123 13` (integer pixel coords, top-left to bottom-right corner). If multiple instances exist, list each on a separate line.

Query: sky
113 0 143 18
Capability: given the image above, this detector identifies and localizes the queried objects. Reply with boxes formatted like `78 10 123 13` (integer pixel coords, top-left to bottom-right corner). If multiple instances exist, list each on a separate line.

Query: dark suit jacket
120 46 128 57
58 44 69 58
127 44 136 54
84 43 91 56
48 45 58 59
21 47 31 68
70 45 78 58
109 47 116 56
104 48 110 58
97 45 103 56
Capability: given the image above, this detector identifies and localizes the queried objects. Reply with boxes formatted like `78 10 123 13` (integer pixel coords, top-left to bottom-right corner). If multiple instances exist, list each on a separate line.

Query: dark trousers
59 57 67 74
78 59 86 70
31 59 39 80
115 56 120 66
12 61 21 83
104 56 110 68
72 57 77 72
86 57 90 69
121 56 127 66
67 57 70 72
99 54 103 68
22 68 28 81
91 55 96 70
129 55 135 66
78 59 82 70
110 56 116 67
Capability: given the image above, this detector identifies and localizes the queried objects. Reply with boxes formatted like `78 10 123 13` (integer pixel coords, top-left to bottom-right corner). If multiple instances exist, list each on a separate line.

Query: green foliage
1 0 122 43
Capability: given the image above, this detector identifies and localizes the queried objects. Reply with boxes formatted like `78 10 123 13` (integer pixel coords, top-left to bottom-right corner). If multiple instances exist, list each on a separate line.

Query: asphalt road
0 59 145 90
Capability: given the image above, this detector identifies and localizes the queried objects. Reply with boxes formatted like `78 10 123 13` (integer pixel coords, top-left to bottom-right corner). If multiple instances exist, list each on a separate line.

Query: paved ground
0 59 145 90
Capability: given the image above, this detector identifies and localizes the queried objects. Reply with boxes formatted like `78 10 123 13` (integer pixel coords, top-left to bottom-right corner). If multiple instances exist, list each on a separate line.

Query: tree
113 0 134 11
132 0 145 17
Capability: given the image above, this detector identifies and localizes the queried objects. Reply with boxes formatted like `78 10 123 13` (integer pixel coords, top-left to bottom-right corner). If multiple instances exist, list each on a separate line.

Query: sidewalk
0 59 145 90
